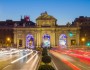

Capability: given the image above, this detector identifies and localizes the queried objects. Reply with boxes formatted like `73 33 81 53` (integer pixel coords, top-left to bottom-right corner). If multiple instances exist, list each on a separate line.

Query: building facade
0 12 81 48
72 16 90 45
13 12 80 49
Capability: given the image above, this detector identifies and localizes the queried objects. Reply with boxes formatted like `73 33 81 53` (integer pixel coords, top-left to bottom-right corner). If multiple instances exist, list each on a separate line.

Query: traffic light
69 32 73 37
86 42 90 46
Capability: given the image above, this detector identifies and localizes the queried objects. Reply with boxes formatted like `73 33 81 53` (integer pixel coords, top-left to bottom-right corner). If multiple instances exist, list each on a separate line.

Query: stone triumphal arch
14 12 80 48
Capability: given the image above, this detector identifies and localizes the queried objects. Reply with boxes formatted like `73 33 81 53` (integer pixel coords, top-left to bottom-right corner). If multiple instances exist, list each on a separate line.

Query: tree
42 52 48 56
42 55 51 64
42 47 48 56
38 65 55 70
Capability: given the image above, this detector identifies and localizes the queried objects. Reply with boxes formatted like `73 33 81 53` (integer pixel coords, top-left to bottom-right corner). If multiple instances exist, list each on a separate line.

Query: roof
36 12 57 20
0 20 36 27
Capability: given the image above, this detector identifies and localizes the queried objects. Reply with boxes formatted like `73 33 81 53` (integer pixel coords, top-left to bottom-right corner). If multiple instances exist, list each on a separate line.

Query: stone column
36 32 39 47
56 33 59 47
34 32 37 48
38 32 41 47
17 38 19 48
23 33 25 48
51 32 55 47
76 30 80 46
14 31 17 48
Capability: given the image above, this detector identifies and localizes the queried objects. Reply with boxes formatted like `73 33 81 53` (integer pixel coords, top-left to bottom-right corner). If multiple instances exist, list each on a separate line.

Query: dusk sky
0 0 90 25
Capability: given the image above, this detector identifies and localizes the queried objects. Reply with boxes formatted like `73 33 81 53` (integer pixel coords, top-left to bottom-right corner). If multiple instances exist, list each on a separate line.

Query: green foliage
42 52 48 56
42 55 51 64
36 47 42 51
42 48 47 52
38 65 55 70
42 47 48 56
38 47 55 70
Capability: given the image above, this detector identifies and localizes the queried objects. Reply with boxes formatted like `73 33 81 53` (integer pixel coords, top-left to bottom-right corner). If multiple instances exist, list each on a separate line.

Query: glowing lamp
86 42 90 46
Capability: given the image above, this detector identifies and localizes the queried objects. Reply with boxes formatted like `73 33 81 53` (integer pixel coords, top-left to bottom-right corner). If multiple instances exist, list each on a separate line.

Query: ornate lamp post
6 37 11 47
81 37 85 48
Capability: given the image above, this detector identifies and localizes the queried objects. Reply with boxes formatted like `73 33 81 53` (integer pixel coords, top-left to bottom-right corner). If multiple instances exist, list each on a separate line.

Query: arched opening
42 34 50 48
26 34 34 49
59 34 67 48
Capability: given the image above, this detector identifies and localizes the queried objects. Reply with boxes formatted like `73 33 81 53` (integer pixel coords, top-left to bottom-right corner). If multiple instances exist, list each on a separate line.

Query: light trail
30 55 39 70
50 50 81 70
26 51 38 63
11 50 33 64
52 60 58 70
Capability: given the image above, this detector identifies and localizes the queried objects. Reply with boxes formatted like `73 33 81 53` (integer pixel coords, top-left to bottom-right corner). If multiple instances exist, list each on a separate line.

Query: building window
19 39 22 47
71 39 76 45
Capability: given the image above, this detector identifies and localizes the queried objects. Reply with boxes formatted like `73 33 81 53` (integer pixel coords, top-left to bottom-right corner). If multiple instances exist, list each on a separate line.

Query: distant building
72 16 90 45
0 12 80 48
72 16 90 26
0 16 35 47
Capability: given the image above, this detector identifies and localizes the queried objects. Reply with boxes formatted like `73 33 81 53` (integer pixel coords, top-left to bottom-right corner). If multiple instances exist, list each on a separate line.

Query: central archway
26 34 34 49
42 34 50 48
59 34 67 48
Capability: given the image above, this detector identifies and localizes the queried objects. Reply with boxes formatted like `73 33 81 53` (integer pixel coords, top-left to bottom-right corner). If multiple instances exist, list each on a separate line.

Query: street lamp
81 37 85 48
7 38 10 41
81 38 85 42
6 37 11 47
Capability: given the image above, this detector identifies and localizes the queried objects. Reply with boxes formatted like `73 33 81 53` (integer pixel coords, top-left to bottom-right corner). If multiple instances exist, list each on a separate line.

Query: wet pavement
50 50 90 70
0 49 40 70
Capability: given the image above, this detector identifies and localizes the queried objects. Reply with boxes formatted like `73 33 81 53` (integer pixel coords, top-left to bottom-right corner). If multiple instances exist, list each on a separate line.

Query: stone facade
14 12 80 48
72 16 90 45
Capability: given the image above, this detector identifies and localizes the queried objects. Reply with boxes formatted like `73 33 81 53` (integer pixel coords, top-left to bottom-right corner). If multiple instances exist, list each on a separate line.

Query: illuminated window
59 34 67 48
19 39 22 47
26 34 34 49
42 34 50 48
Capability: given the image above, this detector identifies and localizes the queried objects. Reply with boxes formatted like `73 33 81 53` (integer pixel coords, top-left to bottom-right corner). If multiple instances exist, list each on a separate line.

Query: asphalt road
50 50 90 70
50 53 73 70
0 49 40 70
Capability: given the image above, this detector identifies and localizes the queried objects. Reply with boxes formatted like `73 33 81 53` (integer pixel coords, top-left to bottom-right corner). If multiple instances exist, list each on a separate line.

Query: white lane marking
1 50 21 55
52 60 58 70
30 55 39 70
33 55 40 70
11 50 33 64
2 65 11 70
0 50 21 61
26 51 38 63
10 50 20 55
77 64 88 70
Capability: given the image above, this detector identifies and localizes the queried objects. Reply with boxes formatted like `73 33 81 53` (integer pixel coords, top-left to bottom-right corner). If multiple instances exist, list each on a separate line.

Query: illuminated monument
14 12 80 48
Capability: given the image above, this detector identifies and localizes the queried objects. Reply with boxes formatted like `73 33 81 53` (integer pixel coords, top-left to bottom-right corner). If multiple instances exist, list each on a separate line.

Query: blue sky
0 0 90 25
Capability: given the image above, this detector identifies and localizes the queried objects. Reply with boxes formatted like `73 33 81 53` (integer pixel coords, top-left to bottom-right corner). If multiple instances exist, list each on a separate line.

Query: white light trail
26 51 38 63
11 50 33 64
31 55 39 70
52 60 58 70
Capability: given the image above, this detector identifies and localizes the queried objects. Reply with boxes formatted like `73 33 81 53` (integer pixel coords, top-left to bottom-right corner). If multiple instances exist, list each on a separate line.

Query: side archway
59 34 67 48
42 34 50 48
26 34 34 49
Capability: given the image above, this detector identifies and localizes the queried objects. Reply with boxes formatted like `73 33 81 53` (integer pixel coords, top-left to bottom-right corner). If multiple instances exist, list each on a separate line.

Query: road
50 50 90 70
0 49 40 70
50 53 73 70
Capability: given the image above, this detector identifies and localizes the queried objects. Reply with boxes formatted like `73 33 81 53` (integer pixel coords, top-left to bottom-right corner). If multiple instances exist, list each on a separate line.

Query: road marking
33 55 40 70
52 60 58 70
50 50 81 70
77 64 89 70
26 51 38 63
11 50 33 64
2 65 11 70
31 55 39 70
